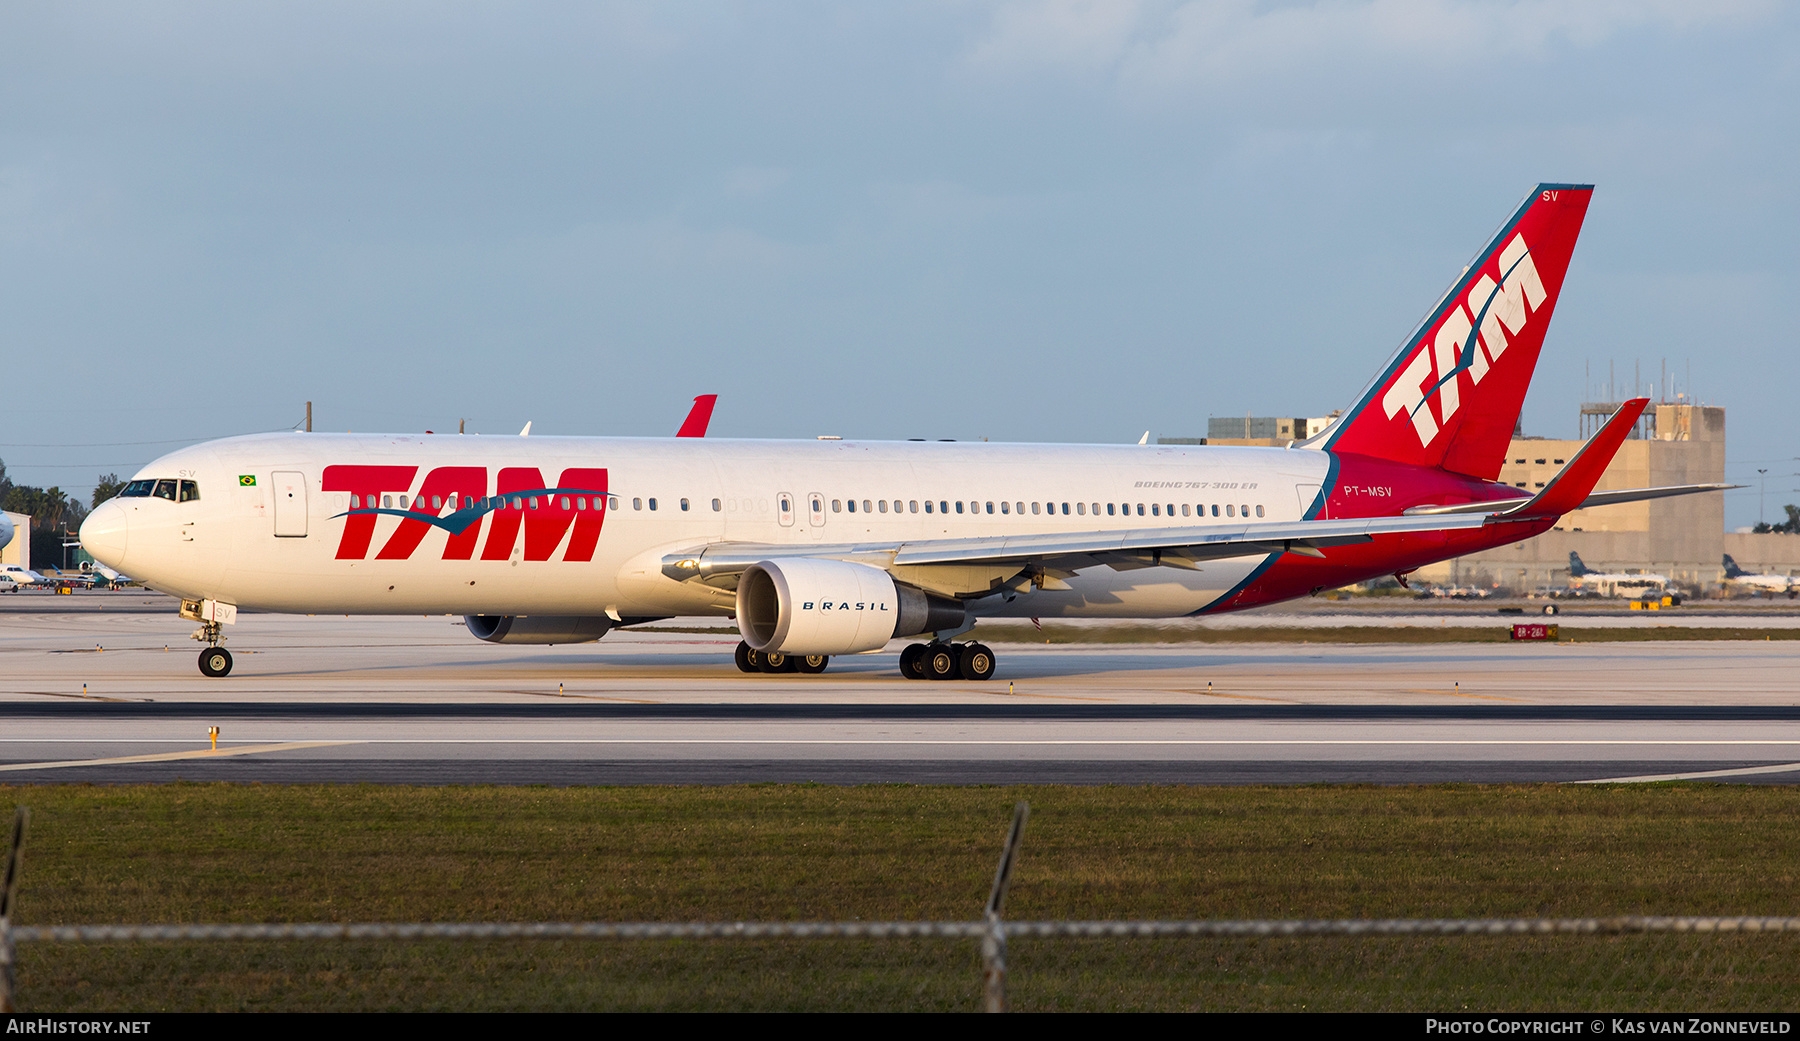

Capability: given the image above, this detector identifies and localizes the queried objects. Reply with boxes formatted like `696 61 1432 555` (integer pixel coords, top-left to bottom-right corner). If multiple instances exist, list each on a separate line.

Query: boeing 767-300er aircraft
81 184 1732 679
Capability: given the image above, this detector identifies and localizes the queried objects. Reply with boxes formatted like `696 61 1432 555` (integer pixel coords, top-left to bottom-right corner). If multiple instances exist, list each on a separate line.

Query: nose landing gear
198 646 234 678
193 618 232 677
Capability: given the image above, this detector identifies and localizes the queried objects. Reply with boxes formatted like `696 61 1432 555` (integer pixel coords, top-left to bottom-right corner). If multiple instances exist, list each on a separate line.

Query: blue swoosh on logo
1412 246 1533 422
331 486 610 537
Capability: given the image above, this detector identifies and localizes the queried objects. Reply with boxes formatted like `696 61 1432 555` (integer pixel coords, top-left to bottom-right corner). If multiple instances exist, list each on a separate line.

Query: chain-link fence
6 805 1800 1012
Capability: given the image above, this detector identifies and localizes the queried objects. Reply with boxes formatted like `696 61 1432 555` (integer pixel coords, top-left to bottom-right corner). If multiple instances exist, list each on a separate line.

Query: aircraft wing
662 511 1506 588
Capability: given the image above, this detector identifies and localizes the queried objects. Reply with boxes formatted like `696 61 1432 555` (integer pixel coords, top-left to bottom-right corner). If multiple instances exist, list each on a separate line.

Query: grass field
8 784 1800 1011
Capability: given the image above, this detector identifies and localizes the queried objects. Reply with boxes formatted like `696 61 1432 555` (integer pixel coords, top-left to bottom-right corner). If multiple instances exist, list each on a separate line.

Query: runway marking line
0 741 357 773
1571 762 1800 784
1161 688 1291 703
1403 687 1529 703
983 690 1117 702
15 690 152 704
508 689 662 704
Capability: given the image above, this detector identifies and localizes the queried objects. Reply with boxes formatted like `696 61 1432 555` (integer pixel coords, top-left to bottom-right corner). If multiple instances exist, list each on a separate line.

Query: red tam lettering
322 465 418 560
375 466 488 561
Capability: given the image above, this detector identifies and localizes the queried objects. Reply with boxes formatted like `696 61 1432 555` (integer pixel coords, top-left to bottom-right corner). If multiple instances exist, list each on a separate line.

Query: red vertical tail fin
1317 185 1593 480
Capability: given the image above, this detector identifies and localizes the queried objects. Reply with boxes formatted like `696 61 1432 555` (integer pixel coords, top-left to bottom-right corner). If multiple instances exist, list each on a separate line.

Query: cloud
966 0 1778 94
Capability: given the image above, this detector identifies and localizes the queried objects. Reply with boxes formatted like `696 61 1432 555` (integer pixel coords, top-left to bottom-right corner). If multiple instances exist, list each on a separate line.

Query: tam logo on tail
1381 232 1546 448
1324 185 1593 482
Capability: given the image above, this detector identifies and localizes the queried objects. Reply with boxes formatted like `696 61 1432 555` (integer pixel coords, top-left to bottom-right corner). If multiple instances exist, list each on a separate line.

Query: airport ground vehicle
80 185 1730 678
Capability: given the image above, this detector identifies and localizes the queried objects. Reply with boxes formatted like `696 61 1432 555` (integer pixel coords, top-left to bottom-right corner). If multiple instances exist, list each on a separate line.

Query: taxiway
4 594 1799 784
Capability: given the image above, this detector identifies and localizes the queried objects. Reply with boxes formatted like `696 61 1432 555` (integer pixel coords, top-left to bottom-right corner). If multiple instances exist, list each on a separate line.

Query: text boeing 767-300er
80 184 1730 680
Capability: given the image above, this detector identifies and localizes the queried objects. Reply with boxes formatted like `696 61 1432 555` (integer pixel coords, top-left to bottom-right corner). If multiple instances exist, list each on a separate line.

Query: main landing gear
732 639 997 680
899 641 995 681
735 642 830 675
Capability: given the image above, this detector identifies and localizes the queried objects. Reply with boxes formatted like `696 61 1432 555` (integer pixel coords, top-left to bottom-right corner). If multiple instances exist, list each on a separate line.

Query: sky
2 1 1796 530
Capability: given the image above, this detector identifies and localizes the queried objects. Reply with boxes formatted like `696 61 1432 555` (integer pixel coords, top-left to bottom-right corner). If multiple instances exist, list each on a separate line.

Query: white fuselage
81 432 1334 621
1728 573 1795 592
1570 572 1669 596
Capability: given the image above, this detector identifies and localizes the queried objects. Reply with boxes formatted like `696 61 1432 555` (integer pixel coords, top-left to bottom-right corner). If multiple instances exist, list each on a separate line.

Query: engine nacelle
736 558 964 655
464 615 613 645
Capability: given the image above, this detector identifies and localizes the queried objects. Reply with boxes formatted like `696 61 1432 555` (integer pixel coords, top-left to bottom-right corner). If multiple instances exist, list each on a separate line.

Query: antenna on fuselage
519 421 532 437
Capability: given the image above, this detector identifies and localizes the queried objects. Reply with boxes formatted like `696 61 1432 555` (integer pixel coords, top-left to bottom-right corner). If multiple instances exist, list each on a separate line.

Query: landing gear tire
198 647 233 678
1543 604 1559 616
735 641 760 673
759 650 797 673
958 643 996 681
923 643 959 681
900 643 928 680
796 654 830 674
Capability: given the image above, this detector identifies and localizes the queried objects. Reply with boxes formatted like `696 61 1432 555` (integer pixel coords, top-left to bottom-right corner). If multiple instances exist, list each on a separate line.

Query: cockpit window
178 480 200 502
153 480 178 501
119 479 157 498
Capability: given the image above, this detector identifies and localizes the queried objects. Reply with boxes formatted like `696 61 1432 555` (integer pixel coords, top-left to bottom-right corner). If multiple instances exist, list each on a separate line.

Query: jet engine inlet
736 558 964 655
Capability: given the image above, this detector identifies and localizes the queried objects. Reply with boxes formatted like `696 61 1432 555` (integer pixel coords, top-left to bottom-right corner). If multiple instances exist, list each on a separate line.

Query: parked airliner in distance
1565 552 1669 597
1724 555 1796 597
81 184 1733 679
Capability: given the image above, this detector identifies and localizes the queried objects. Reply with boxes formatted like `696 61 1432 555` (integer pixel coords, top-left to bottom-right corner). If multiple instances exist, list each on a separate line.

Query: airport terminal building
1171 404 1799 594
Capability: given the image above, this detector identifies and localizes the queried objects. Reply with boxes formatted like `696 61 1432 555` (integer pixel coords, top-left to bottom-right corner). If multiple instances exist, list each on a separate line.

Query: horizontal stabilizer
1498 398 1648 518
1403 483 1739 517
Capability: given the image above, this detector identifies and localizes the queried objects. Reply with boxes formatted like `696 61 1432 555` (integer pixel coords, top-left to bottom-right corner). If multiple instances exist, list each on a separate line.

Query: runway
4 593 1800 784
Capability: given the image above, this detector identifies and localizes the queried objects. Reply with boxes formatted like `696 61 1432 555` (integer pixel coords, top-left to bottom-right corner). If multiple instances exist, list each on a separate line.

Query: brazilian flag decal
239 475 257 487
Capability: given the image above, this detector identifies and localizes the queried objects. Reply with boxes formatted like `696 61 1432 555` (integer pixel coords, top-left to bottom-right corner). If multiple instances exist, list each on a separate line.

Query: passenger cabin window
633 498 643 510
648 498 658 511
712 499 722 512
680 498 690 511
